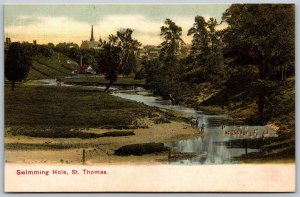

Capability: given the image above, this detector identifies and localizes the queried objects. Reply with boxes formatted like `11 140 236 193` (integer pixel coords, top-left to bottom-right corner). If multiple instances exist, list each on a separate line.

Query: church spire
90 25 95 41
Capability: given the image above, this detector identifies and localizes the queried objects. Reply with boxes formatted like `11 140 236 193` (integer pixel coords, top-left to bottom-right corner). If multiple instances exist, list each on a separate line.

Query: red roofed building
72 65 96 74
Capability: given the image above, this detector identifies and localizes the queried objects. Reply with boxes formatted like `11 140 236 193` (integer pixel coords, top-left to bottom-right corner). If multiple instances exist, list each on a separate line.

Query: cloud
93 14 163 45
6 14 167 45
5 14 227 46
5 16 90 44
94 14 198 45
19 15 33 20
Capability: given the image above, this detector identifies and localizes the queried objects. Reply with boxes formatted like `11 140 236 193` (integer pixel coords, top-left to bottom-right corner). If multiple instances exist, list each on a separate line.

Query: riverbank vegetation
143 5 295 130
140 4 295 161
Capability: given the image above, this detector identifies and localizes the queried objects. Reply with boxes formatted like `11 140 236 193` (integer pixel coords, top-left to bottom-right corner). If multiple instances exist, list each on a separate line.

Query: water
36 80 277 164
112 89 277 165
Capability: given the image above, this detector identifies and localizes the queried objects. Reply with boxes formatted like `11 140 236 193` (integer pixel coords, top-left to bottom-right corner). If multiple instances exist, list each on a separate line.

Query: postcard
4 3 295 192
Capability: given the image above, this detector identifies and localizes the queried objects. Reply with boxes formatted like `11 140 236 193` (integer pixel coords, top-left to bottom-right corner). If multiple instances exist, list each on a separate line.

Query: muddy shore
5 120 201 164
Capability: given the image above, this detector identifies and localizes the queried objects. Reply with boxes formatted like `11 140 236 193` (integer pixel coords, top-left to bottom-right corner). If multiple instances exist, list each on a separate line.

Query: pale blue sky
4 4 230 45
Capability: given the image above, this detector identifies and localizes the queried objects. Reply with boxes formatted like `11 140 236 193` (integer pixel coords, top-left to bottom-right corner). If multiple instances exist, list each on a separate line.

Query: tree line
5 28 141 91
143 4 294 122
5 4 295 122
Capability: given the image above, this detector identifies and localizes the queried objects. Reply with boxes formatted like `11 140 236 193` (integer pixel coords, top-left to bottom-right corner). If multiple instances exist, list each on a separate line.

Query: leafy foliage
117 28 141 76
5 42 34 90
159 18 185 65
95 36 122 91
187 16 224 85
222 4 295 80
222 4 295 119
82 53 97 68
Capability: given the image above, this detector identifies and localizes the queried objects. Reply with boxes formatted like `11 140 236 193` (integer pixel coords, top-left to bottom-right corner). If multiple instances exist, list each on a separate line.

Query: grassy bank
27 52 78 80
192 78 295 161
62 75 145 86
5 85 156 137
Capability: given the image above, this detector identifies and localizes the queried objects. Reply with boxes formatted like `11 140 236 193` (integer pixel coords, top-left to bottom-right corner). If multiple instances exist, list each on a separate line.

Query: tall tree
96 35 122 92
117 28 141 76
159 18 185 65
157 19 187 103
5 42 33 91
187 16 224 85
187 16 209 61
222 4 295 118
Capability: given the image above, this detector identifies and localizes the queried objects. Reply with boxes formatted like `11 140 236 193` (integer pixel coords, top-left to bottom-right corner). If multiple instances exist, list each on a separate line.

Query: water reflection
113 90 277 164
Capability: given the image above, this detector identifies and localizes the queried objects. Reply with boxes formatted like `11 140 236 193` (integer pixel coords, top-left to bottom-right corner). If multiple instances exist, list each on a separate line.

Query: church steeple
90 25 95 42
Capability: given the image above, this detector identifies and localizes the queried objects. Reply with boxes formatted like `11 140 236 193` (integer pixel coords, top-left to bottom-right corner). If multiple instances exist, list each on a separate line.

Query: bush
114 143 168 156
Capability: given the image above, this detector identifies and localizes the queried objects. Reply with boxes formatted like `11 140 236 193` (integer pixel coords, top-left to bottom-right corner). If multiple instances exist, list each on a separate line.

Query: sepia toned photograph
3 3 295 192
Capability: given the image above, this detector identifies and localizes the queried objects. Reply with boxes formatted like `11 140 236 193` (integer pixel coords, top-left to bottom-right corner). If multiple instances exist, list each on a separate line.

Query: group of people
223 126 271 139
190 118 205 133
190 118 272 139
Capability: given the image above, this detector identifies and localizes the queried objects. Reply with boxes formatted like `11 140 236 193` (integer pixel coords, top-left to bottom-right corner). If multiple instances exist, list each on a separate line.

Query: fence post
245 139 248 158
82 149 86 164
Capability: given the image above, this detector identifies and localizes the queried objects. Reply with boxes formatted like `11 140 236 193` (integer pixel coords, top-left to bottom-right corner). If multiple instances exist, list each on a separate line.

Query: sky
4 4 230 46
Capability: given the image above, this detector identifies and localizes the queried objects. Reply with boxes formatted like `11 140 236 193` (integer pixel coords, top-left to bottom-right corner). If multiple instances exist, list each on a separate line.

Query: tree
121 50 137 76
187 16 209 61
82 53 97 68
38 45 54 57
94 29 141 91
222 4 295 118
187 16 224 85
117 28 141 76
159 18 185 65
96 35 122 92
144 58 162 93
5 42 33 91
68 47 81 63
157 19 185 102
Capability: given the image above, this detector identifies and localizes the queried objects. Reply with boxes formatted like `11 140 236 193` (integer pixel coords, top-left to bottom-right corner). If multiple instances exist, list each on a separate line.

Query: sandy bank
5 120 201 164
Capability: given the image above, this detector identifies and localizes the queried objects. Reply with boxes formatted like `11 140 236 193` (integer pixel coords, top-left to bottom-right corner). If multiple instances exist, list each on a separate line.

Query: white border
1 0 298 196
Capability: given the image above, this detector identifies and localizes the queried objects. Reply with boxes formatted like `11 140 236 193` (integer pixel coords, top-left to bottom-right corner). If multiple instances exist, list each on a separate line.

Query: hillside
27 52 78 80
195 77 295 161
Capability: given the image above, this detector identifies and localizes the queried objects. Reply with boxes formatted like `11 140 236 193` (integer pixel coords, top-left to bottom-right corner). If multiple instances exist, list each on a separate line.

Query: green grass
27 52 78 80
4 143 90 150
5 85 155 137
229 135 295 162
25 52 144 86
62 75 145 86
8 128 135 139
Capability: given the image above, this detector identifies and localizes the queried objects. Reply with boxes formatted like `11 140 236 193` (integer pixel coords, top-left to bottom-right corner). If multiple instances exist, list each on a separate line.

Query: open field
5 84 200 164
5 85 154 132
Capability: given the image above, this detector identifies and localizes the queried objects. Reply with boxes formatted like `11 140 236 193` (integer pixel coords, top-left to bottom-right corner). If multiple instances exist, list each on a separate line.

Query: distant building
5 37 11 45
4 37 11 50
56 42 79 49
33 40 37 45
81 25 101 49
139 45 160 59
72 55 96 74
72 65 96 75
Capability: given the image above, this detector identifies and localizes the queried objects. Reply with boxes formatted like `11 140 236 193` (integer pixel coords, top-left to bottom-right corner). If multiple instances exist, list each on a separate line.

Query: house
72 65 96 74
139 45 160 59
